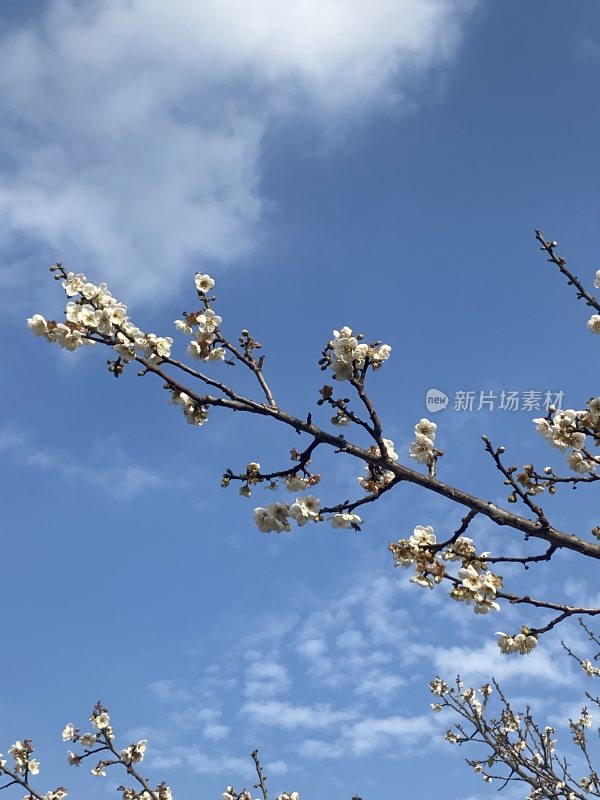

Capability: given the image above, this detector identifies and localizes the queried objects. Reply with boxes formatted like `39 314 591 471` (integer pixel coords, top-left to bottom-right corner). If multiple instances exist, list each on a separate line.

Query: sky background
2 1 600 798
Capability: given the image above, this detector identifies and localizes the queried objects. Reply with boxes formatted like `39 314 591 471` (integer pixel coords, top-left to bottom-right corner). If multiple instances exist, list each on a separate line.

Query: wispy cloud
431 639 575 686
0 0 478 304
0 421 163 499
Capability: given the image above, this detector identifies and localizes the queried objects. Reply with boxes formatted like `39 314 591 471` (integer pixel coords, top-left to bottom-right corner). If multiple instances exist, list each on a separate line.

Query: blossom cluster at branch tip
174 273 226 362
325 326 390 381
409 418 438 467
533 401 600 476
8 739 39 775
496 628 538 655
389 526 501 613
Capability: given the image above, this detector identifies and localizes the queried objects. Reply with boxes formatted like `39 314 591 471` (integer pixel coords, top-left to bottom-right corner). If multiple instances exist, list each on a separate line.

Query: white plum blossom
196 309 222 338
62 272 87 296
91 711 110 730
331 512 362 529
27 314 52 337
289 495 321 526
120 739 147 764
415 418 437 439
409 432 435 464
285 475 310 492
78 733 98 747
141 333 173 361
254 503 292 533
195 273 215 294
171 391 209 427
409 418 437 466
62 724 75 742
174 317 194 334
410 524 436 548
594 269 600 289
567 451 596 473
588 314 600 334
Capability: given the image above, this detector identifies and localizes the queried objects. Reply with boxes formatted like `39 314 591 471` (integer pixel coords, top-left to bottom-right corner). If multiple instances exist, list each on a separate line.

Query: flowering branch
26 232 600 653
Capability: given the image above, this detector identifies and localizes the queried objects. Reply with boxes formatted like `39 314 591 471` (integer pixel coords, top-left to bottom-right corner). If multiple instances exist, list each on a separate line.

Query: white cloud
0 422 163 499
432 639 575 687
244 659 291 698
0 0 477 303
241 699 357 730
345 713 434 755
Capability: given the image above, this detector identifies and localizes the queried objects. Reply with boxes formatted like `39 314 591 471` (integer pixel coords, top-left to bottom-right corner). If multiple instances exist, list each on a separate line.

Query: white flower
187 340 206 360
415 418 437 439
27 314 50 337
567 451 596 473
329 326 369 381
496 631 537 655
195 273 215 293
91 711 110 730
62 272 87 296
409 524 436 548
594 270 600 289
289 496 321 526
370 343 391 366
55 324 93 351
588 314 600 334
581 658 600 677
78 733 98 747
254 503 291 533
114 334 136 363
91 762 106 776
379 438 398 461
62 724 75 742
409 433 435 464
142 334 173 360
206 347 226 361
174 318 194 334
285 475 310 492
331 512 361 529
196 309 222 336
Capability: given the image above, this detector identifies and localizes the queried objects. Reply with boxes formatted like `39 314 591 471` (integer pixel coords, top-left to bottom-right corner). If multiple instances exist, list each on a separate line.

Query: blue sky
2 1 600 798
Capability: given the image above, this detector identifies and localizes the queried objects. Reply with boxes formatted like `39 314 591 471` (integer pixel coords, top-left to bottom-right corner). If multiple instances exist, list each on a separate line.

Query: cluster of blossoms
533 402 600 474
226 462 321 499
170 390 210 427
581 658 600 677
389 526 502 615
0 741 68 800
27 267 228 429
60 708 174 799
495 628 538 655
253 497 361 533
27 268 173 365
222 790 298 800
325 326 391 381
6 739 40 776
174 273 226 363
409 418 438 467
119 787 172 800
